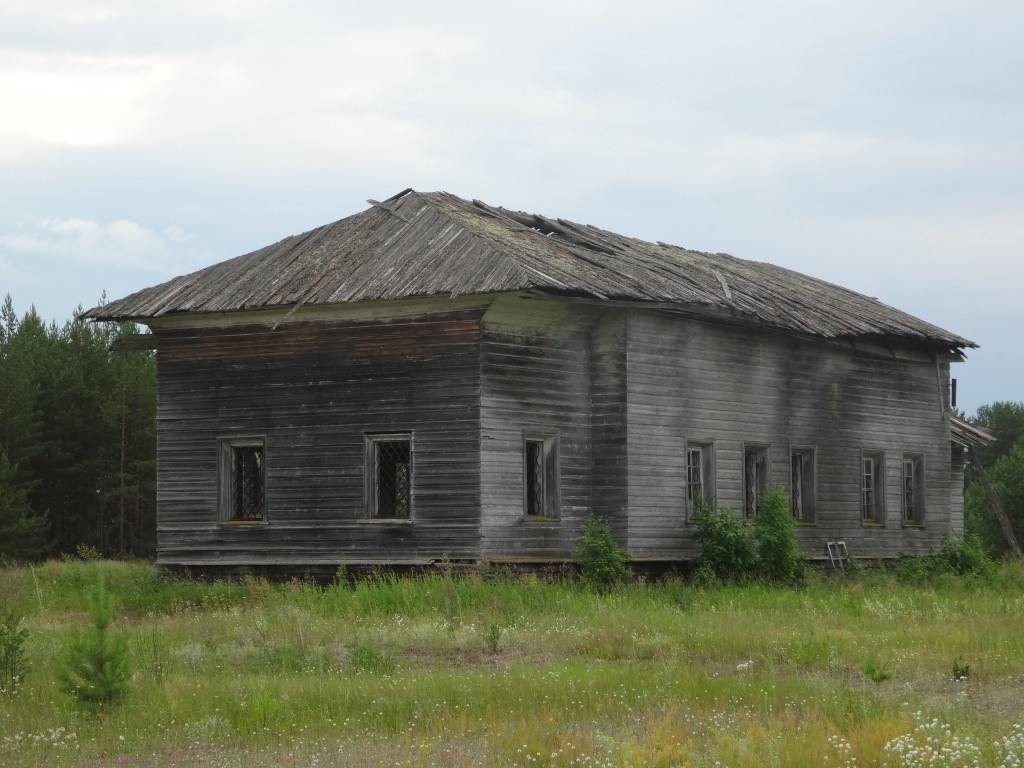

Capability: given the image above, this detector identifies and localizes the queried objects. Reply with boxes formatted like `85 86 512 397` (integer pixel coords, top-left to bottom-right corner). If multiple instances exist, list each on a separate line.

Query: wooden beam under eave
110 334 158 352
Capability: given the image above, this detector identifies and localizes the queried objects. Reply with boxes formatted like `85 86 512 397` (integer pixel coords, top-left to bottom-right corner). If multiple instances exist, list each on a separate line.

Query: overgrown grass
1 559 1023 766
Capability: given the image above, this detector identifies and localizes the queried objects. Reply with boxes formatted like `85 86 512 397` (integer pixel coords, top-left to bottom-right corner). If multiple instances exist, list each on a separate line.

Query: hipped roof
84 189 974 352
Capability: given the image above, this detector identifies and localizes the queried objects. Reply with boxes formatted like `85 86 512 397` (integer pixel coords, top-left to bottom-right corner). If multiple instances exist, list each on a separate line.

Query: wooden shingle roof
84 189 974 351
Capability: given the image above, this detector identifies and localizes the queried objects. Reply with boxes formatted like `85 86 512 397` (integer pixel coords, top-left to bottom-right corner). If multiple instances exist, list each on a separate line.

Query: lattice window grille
375 440 411 518
231 445 265 521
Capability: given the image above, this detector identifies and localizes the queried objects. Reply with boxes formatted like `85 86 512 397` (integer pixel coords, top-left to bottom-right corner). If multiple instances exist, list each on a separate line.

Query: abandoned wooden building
85 189 980 574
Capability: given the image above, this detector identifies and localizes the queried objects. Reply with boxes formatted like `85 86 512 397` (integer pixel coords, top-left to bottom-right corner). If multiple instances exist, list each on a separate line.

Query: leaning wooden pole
974 453 1023 559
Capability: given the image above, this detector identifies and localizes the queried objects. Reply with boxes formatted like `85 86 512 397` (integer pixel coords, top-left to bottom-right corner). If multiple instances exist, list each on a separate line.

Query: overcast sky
1 0 1020 416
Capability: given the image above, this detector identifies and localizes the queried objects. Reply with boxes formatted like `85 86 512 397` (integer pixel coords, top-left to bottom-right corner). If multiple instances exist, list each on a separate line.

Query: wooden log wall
625 311 956 561
153 310 484 569
950 446 966 532
150 291 962 571
589 311 629 546
478 296 597 560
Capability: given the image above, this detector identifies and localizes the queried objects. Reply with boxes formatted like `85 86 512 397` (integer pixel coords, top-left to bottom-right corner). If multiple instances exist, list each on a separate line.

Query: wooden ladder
827 541 849 572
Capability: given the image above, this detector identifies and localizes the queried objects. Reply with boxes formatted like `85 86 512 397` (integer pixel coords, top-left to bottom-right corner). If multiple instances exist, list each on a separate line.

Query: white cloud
0 51 173 158
0 218 189 270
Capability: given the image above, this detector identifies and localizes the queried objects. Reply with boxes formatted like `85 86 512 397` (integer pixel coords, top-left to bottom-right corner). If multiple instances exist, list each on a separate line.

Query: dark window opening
902 454 924 524
220 438 266 523
790 448 816 523
524 434 559 519
685 441 715 518
744 445 769 517
370 437 411 519
525 439 545 517
686 448 704 506
862 452 885 524
232 445 265 521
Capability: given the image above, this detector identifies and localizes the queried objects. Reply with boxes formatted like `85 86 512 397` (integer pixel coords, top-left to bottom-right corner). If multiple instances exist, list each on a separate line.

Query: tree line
0 295 155 561
964 401 1024 558
0 290 1021 562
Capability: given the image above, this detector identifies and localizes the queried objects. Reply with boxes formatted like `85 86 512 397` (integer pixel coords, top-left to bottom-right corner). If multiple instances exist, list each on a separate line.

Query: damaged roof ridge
415 193 578 291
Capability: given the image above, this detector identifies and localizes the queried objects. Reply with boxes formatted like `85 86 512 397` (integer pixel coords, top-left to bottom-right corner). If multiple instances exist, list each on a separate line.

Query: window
219 438 266 523
743 444 770 517
861 451 885 524
685 441 715 517
524 434 559 519
902 454 925 524
366 434 412 519
790 447 816 523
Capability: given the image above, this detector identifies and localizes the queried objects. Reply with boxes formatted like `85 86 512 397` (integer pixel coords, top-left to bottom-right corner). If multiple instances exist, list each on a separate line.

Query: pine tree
56 577 131 708
0 450 47 561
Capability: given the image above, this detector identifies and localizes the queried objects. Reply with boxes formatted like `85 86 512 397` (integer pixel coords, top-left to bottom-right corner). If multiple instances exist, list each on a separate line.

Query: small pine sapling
57 577 131 709
0 611 30 695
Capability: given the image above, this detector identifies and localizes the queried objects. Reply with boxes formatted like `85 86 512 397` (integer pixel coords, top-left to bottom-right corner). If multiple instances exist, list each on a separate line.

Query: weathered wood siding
479 296 597 560
589 311 629 545
950 446 966 532
625 311 956 560
150 289 961 570
153 311 483 568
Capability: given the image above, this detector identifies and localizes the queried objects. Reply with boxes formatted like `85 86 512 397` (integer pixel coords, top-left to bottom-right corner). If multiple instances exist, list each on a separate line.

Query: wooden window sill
362 518 413 524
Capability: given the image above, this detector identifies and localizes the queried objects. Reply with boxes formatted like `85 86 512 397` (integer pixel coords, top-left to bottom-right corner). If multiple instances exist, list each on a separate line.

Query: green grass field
1 560 1023 767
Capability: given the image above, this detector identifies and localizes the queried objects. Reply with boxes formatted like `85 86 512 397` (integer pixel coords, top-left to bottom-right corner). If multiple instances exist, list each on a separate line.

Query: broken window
686 441 715 517
524 434 559 519
902 454 925 524
790 447 816 523
366 434 412 519
219 438 266 523
743 445 770 518
862 451 886 524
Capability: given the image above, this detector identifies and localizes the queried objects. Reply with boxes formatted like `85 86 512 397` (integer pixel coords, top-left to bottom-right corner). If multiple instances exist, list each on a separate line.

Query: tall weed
754 486 804 583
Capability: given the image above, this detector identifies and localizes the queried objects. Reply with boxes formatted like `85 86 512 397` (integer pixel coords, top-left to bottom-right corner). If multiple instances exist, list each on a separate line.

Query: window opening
367 435 412 519
790 448 816 523
744 445 769 517
219 438 266 523
862 451 885 524
232 445 265 521
686 448 704 507
524 434 559 519
902 454 924 524
685 441 715 517
525 439 545 517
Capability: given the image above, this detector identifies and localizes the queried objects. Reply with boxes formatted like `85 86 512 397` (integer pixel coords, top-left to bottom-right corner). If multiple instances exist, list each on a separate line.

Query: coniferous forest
0 295 155 561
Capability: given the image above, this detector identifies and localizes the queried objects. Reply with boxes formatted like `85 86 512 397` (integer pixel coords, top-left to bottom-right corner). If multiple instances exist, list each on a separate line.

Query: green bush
894 531 994 583
349 642 394 674
574 515 630 592
56 577 131 709
692 504 756 584
754 487 804 584
938 531 993 576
